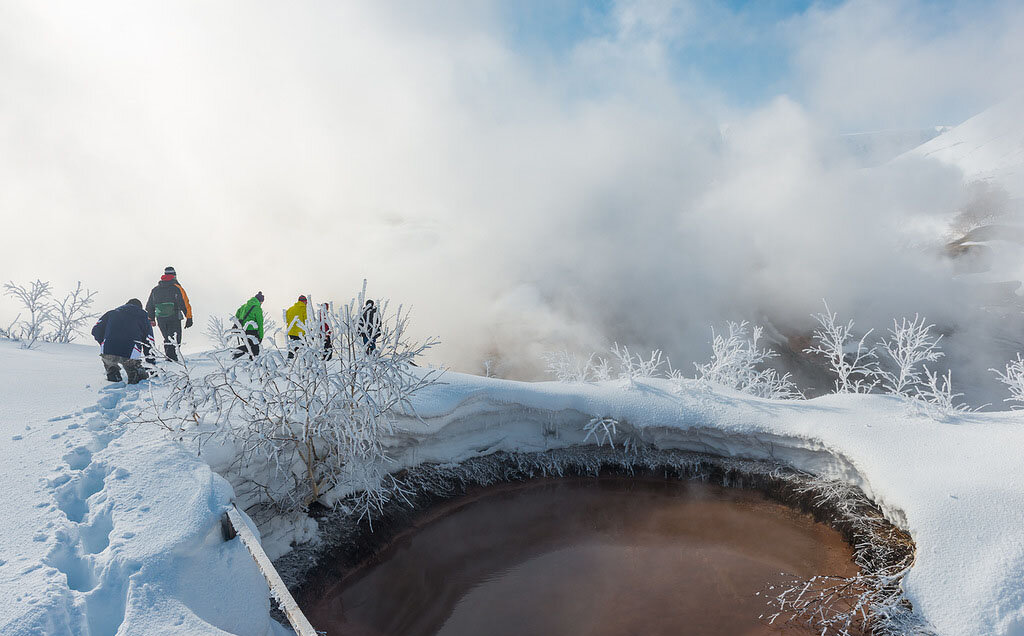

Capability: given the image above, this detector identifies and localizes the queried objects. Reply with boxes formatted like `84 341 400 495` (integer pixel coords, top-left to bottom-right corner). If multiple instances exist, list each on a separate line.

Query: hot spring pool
300 478 858 635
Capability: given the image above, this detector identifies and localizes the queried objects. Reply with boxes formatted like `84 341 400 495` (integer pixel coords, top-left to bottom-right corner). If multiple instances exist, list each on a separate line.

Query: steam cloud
2 0 1023 404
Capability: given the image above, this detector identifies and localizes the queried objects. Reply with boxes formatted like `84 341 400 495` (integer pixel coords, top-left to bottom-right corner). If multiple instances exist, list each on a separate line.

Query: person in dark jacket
232 292 265 359
145 266 193 362
320 303 333 361
358 300 380 355
91 299 154 384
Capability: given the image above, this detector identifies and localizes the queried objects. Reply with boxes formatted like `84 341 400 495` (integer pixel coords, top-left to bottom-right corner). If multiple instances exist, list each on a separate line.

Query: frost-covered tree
139 283 441 519
805 300 878 394
992 354 1024 408
695 321 801 399
3 279 53 349
877 315 943 397
47 282 97 344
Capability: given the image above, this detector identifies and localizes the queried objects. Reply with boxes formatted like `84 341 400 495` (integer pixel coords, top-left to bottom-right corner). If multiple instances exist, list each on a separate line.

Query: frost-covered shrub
204 315 233 349
139 283 441 519
877 315 943 397
991 354 1024 408
3 279 53 349
0 316 16 340
611 343 665 386
543 350 611 383
3 279 97 346
46 281 97 344
695 321 801 399
805 300 879 394
914 367 974 419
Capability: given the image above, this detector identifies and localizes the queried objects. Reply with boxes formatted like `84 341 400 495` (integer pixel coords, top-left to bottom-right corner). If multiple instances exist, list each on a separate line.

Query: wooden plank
225 505 319 636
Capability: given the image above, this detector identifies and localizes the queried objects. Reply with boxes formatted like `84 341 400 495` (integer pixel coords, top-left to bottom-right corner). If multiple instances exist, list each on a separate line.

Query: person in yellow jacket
285 295 308 359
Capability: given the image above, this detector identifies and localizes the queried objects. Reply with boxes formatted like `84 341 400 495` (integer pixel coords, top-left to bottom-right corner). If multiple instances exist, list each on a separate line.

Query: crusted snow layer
0 341 289 635
386 371 1024 636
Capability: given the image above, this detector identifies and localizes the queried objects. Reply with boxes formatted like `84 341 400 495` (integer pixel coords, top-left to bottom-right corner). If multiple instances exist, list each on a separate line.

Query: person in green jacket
232 291 265 359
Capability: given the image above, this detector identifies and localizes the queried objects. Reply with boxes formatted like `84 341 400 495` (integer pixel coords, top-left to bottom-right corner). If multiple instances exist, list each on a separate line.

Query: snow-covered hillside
906 92 1024 198
4 341 1024 635
842 127 949 166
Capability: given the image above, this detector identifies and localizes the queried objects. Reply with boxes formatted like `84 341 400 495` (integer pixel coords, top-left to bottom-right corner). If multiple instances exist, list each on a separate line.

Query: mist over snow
2 0 1024 404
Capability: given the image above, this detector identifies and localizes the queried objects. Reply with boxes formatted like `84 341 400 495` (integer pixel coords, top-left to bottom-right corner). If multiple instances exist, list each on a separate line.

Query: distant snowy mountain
905 92 1024 197
842 127 950 166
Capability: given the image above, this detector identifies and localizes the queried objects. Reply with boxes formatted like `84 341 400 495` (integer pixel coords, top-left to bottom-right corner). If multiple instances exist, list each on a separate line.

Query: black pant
233 329 261 359
101 354 149 384
157 318 182 361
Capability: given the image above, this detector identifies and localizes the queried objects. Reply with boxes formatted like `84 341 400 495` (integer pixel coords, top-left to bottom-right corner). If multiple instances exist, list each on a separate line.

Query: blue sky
498 0 834 106
497 0 1007 126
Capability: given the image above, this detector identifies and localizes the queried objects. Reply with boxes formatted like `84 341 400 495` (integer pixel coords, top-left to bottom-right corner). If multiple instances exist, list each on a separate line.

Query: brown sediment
279 447 916 635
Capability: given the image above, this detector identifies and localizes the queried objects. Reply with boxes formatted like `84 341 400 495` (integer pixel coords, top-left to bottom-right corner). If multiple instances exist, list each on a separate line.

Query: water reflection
303 478 858 635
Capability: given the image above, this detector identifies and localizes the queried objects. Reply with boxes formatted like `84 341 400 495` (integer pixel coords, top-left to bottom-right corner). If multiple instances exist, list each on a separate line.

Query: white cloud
0 0 1021 402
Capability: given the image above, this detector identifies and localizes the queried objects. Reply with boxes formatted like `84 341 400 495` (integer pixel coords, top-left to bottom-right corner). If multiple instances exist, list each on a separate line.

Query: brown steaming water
303 479 858 635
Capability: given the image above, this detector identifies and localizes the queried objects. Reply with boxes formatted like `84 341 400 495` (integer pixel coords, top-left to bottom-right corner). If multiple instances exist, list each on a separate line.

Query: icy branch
914 367 974 420
763 473 930 635
991 354 1024 408
611 343 665 386
582 417 618 447
543 350 611 383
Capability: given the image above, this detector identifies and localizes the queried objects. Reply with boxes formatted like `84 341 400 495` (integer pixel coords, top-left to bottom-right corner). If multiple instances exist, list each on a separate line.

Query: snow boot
126 365 149 385
106 368 123 382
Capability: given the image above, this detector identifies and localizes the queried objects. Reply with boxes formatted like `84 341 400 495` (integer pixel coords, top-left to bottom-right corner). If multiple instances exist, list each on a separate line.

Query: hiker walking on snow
91 299 154 384
233 292 265 359
358 300 380 355
145 266 193 362
285 295 308 359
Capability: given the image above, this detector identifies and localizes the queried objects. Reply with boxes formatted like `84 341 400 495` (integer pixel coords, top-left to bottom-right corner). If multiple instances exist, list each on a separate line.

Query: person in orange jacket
145 266 193 362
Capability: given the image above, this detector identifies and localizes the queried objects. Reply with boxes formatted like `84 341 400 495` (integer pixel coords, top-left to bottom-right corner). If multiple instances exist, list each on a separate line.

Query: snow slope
5 340 1024 635
907 92 1024 197
0 340 288 635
